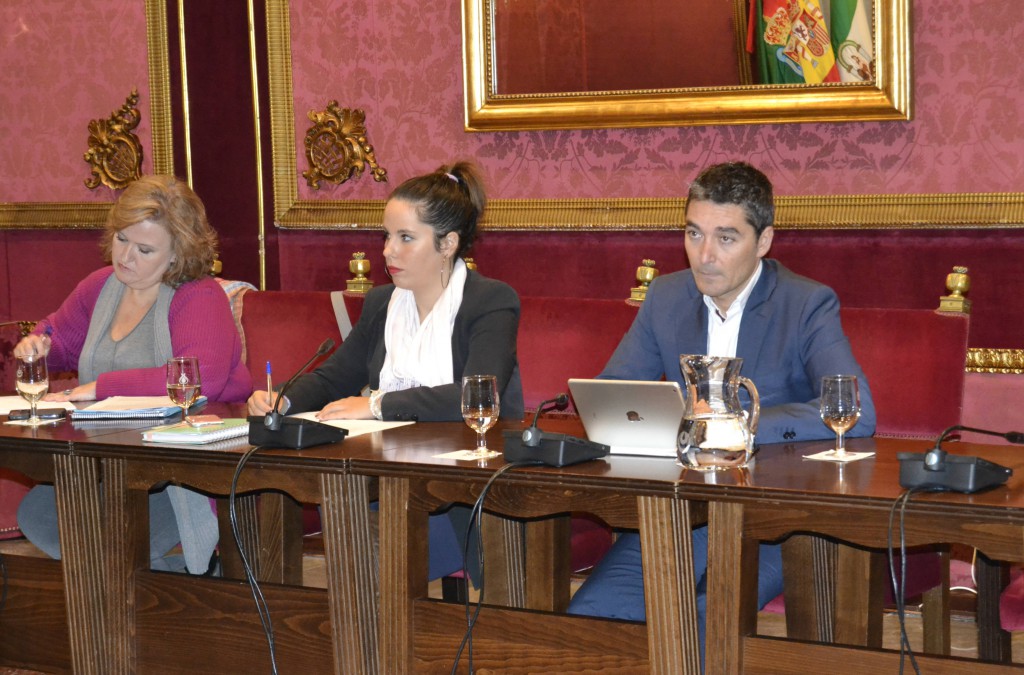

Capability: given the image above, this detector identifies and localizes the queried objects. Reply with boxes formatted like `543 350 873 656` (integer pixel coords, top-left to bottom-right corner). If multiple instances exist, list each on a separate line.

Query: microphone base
897 452 1012 493
248 416 348 450
503 429 609 467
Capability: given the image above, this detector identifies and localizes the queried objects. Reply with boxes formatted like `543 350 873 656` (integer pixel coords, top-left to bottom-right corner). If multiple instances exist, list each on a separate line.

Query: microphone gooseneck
248 337 347 450
528 393 569 429
523 393 569 447
265 338 335 430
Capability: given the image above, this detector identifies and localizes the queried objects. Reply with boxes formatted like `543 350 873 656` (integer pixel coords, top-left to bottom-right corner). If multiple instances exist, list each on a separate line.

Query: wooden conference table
3 407 1024 674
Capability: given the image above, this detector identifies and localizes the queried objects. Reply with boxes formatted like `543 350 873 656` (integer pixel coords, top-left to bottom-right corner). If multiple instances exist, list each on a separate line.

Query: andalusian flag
748 0 840 85
826 0 875 82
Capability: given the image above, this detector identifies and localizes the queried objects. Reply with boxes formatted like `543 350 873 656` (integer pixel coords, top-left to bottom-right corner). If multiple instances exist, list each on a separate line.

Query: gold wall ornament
84 89 144 190
966 348 1024 374
938 265 972 314
303 102 387 189
627 259 659 305
346 251 373 293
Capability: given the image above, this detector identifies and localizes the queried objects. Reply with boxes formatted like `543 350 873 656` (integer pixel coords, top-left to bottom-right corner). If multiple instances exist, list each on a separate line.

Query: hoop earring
440 257 451 289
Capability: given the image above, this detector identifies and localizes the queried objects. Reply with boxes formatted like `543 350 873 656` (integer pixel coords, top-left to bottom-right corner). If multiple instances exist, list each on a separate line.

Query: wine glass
461 374 501 460
166 357 202 424
820 375 861 458
15 355 49 426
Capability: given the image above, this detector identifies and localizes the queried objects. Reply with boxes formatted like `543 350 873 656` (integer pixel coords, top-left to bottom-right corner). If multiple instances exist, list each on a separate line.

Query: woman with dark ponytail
247 160 522 422
247 161 523 581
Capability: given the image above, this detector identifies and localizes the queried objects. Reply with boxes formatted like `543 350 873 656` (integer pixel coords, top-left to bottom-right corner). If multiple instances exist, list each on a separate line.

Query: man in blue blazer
568 162 876 666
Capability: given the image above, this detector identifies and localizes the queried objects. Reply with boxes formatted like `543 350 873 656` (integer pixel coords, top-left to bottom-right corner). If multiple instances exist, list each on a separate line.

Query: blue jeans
568 527 783 669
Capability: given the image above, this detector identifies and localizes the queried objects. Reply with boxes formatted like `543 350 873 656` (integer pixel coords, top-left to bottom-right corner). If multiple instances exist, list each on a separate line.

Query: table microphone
898 424 1021 493
521 394 569 447
503 392 609 467
247 338 348 449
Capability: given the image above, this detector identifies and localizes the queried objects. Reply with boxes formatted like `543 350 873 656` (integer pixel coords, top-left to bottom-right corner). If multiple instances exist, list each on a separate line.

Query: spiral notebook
142 418 249 444
71 396 208 420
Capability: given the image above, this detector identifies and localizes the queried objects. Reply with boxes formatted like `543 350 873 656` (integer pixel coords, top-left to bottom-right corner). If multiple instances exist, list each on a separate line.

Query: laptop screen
568 379 684 457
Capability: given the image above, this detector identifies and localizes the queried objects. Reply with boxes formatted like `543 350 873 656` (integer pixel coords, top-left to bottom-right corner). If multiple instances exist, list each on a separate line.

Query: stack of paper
70 396 208 420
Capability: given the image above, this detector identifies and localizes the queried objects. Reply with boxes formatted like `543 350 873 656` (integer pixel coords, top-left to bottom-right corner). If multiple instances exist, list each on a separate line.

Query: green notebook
142 418 249 445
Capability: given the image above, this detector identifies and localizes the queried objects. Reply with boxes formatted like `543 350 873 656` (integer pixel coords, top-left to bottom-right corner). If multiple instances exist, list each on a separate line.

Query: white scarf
379 258 467 392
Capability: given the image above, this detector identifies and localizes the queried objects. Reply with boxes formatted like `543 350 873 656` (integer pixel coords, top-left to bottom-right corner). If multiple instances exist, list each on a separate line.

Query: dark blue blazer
601 259 876 443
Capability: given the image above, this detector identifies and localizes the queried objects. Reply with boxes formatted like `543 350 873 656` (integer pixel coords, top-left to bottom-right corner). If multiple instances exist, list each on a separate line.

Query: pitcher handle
738 376 760 435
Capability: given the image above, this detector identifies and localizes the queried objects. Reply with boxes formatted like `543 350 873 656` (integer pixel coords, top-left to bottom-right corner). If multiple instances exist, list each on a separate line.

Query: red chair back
239 291 344 386
841 308 969 439
517 297 638 412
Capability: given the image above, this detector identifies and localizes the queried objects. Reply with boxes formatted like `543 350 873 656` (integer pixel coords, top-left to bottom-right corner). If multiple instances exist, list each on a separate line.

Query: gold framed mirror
463 0 912 131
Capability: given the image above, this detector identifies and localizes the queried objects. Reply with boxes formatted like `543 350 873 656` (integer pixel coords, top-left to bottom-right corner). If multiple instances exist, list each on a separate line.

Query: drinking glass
820 375 861 457
15 355 49 426
461 374 500 460
166 356 202 423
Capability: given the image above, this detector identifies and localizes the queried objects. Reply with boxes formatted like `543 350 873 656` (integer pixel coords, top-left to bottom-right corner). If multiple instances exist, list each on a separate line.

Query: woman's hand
45 382 97 403
13 334 50 360
316 396 373 420
247 390 285 415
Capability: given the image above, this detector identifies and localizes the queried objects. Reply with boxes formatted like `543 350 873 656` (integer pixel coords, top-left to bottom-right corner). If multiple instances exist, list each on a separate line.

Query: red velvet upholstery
238 290 345 385
0 321 24 392
961 372 1024 443
517 297 638 412
841 308 970 439
0 468 32 540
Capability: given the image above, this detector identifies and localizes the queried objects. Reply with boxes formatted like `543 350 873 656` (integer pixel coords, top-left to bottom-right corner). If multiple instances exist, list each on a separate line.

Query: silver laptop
568 378 685 457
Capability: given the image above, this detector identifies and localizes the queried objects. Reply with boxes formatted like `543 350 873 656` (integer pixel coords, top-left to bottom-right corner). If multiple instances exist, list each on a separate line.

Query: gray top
90 303 159 375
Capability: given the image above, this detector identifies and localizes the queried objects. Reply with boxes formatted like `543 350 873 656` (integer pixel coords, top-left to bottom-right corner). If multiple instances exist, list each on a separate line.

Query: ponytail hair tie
444 172 459 183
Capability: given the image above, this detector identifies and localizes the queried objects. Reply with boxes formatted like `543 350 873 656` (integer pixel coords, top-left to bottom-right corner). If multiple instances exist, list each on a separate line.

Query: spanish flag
748 0 840 85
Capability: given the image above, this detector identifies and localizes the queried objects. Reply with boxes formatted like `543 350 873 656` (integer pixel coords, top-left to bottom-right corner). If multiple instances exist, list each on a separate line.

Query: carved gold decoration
303 102 387 189
966 349 1024 374
0 203 110 230
938 266 971 314
346 252 373 293
271 194 1024 231
84 89 144 190
464 258 478 271
628 259 659 305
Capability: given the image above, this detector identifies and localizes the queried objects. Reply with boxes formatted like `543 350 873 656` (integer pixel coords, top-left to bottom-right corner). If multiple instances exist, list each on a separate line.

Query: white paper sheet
289 411 414 438
0 395 76 415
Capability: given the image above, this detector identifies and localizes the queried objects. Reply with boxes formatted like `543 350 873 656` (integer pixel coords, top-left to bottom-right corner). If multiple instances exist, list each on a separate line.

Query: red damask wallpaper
289 0 1023 200
0 0 150 203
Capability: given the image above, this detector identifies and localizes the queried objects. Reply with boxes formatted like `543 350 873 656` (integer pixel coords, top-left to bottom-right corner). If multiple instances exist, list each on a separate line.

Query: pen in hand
266 360 273 397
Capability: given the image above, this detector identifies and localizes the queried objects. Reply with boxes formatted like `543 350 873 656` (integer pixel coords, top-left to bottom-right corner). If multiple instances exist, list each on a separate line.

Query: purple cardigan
34 267 252 402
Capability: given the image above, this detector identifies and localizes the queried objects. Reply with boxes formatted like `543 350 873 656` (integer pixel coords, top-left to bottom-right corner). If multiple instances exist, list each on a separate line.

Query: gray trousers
17 483 218 574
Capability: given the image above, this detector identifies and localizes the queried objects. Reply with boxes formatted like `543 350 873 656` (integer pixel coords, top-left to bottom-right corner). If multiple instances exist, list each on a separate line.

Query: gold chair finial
346 252 373 293
938 265 971 314
627 259 659 305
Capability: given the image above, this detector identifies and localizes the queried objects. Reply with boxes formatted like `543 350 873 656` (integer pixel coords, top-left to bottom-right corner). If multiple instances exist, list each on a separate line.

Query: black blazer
286 270 524 422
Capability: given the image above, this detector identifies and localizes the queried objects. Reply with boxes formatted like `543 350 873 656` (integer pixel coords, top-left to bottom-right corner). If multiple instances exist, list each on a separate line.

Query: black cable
229 444 279 675
450 460 543 675
887 487 939 675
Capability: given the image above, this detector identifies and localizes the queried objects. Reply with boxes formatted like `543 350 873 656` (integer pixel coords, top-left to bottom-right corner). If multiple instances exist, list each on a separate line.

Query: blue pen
266 361 273 394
